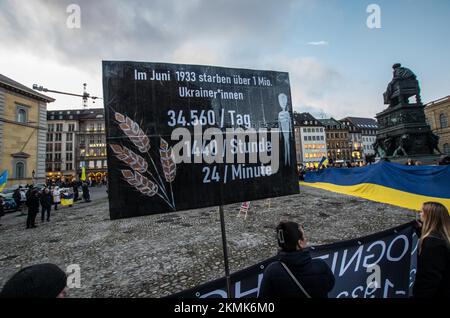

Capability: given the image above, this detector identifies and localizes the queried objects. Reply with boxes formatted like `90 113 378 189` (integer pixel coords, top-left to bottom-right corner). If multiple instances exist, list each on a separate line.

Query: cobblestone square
0 186 416 298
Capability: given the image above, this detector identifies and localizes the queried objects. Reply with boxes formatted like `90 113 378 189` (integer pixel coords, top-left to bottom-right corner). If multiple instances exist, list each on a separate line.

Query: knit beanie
0 264 67 298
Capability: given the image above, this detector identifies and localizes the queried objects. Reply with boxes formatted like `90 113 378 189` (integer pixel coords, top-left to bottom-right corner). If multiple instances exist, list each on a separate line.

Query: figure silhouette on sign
278 93 292 166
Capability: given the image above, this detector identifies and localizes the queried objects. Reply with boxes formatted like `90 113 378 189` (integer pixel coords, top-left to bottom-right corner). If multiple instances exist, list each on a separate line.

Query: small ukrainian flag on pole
61 192 74 207
318 156 329 170
0 170 8 192
81 166 86 182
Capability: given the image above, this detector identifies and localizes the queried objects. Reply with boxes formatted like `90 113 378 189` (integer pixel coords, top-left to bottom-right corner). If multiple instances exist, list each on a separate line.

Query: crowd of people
8 181 92 230
0 201 448 299
258 202 449 298
298 155 450 181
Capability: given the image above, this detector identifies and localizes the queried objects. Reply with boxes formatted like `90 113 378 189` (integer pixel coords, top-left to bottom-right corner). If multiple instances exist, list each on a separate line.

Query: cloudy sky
1 0 449 119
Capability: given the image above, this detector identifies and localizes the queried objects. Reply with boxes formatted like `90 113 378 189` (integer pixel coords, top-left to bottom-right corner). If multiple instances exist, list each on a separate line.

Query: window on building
90 124 95 132
304 136 307 141
89 161 95 169
55 133 62 141
47 133 53 142
80 135 85 144
55 143 62 152
90 135 95 144
55 153 61 161
54 163 61 171
56 124 63 132
48 124 54 132
303 128 307 133
16 106 28 123
97 135 103 144
15 162 25 179
98 123 103 131
103 160 107 168
46 144 53 152
444 143 450 155
46 164 53 172
66 153 73 161
66 163 73 171
69 124 75 132
46 153 52 161
66 143 73 152
440 113 448 129
67 133 73 142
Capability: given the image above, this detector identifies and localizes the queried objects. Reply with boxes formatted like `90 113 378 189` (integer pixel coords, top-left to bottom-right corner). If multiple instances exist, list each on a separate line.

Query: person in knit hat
0 264 67 298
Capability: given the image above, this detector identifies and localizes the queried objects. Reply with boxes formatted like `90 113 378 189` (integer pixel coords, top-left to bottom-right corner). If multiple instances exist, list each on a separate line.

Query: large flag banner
170 222 418 298
103 61 299 219
0 170 8 192
301 161 450 211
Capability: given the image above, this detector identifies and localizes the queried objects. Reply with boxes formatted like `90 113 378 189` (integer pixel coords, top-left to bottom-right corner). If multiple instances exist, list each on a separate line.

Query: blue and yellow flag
301 161 450 212
0 170 8 192
318 157 329 170
61 193 74 206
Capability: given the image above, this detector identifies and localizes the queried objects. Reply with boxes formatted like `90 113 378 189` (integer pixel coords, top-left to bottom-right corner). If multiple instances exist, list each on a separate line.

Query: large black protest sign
103 61 299 219
170 222 419 298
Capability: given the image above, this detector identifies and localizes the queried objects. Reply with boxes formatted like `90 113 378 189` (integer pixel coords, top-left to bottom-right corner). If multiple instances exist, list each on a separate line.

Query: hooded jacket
258 249 335 298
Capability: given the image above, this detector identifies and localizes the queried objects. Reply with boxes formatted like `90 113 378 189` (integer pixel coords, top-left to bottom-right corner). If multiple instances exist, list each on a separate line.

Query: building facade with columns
0 74 54 187
425 96 450 155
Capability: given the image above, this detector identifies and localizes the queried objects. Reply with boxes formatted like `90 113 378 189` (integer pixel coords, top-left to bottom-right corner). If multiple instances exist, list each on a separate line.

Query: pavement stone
0 186 415 298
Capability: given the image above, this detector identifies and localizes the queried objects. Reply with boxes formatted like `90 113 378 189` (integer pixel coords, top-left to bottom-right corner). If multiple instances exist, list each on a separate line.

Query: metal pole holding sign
219 205 232 298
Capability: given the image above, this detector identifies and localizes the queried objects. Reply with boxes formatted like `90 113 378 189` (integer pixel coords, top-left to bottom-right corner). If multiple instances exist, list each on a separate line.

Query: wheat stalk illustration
110 144 148 173
121 170 158 197
159 138 177 183
114 112 151 153
112 109 176 210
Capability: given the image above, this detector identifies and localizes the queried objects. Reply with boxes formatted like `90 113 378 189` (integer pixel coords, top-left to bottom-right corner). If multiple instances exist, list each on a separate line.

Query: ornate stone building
343 117 379 159
320 118 351 164
0 74 54 187
425 96 450 155
46 108 107 183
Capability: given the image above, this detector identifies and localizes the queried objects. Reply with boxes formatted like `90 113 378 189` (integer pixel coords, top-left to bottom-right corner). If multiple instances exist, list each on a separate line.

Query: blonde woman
413 202 450 298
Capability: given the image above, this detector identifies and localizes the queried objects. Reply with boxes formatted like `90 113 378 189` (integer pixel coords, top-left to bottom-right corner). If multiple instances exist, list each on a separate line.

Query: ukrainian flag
318 157 329 170
61 193 74 206
0 170 8 192
301 161 450 212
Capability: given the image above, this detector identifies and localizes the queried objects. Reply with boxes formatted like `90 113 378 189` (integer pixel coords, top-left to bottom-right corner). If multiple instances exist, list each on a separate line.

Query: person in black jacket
40 188 53 223
413 202 450 298
25 187 40 229
258 221 335 298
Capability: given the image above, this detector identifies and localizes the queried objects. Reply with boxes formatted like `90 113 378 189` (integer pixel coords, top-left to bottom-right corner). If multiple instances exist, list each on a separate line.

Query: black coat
259 250 335 298
413 234 450 298
26 191 40 210
40 193 53 208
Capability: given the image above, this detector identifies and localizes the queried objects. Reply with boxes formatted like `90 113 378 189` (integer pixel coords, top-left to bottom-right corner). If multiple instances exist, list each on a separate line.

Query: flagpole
219 204 233 298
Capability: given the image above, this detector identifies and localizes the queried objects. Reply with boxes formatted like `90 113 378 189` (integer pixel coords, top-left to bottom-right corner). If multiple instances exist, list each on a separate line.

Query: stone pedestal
375 103 440 159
